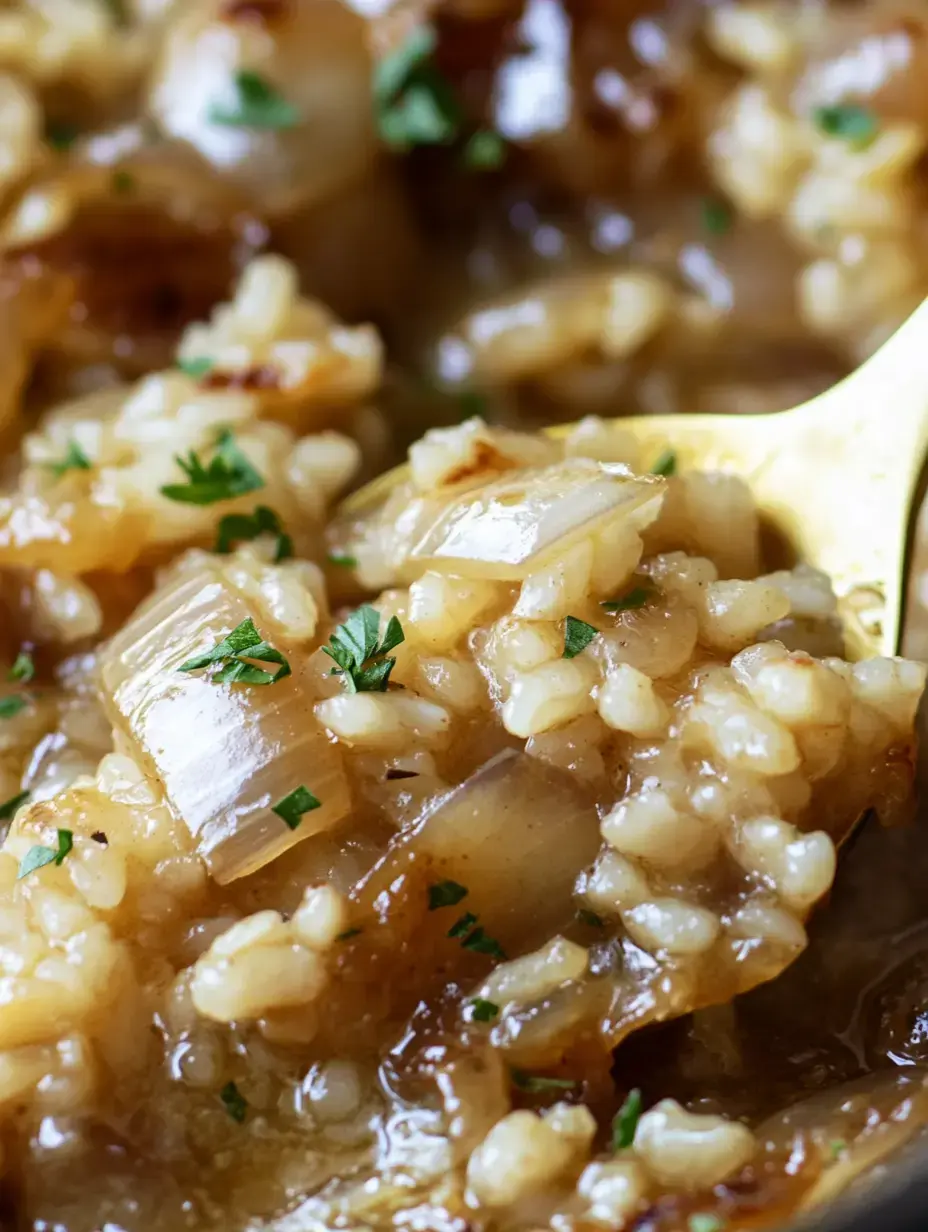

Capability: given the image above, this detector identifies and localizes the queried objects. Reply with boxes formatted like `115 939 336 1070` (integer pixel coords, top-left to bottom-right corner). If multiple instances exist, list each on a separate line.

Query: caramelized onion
100 560 350 882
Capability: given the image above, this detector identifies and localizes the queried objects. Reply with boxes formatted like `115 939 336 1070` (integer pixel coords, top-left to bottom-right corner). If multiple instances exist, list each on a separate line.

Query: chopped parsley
101 0 128 25
701 198 732 236
563 615 598 659
0 696 27 720
327 552 358 568
49 440 92 478
511 1070 576 1094
322 604 405 693
178 617 291 686
447 911 478 939
651 448 677 477
17 827 71 880
0 790 29 822
160 429 264 505
577 908 605 928
601 585 652 614
688 1216 725 1232
428 879 468 910
611 1087 642 1150
469 998 500 1022
220 1080 248 1122
209 70 299 130
46 121 79 151
813 103 878 149
828 1139 847 1161
111 169 135 194
215 505 292 561
177 356 214 379
8 653 34 683
374 25 460 150
272 785 321 830
464 129 506 170
336 927 362 941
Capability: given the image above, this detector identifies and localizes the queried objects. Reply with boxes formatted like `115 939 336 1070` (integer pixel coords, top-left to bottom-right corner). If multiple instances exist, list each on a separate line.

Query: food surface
0 2 925 1232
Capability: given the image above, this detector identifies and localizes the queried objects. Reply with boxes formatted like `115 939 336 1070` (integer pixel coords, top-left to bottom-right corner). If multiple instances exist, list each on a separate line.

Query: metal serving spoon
340 298 928 660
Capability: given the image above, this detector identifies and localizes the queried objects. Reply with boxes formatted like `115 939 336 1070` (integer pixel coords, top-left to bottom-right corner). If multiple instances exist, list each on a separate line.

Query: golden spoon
340 298 928 660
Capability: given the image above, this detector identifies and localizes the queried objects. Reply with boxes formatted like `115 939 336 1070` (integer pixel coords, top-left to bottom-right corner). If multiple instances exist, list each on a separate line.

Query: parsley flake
177 356 214 379
577 908 605 928
462 926 506 959
220 1080 248 1122
49 440 92 478
611 1087 642 1150
464 130 506 170
428 879 468 910
46 121 79 151
651 448 677 477
601 585 653 614
0 696 27 720
469 998 499 1022
375 25 460 150
112 169 135 194
272 785 321 831
814 103 878 149
688 1216 725 1232
0 790 29 822
322 604 405 693
828 1139 847 1161
161 429 264 505
215 505 292 561
179 618 291 686
8 653 34 683
327 552 358 568
563 615 598 659
447 911 478 939
209 70 299 130
701 198 732 236
17 827 71 879
511 1070 576 1093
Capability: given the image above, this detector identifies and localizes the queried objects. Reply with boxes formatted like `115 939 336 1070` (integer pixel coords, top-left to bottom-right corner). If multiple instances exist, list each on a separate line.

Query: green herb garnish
49 440 92 478
179 617 291 686
469 998 500 1022
462 926 506 959
374 25 460 150
8 653 34 683
322 604 404 693
177 356 214 379
511 1070 576 1093
46 121 79 151
220 1080 248 1123
701 198 732 235
448 911 478 939
828 1139 847 1161
0 790 29 822
688 1216 725 1232
111 170 135 194
327 552 358 568
651 448 677 477
272 785 321 830
611 1087 642 1150
429 880 468 910
464 129 506 170
563 615 598 659
161 429 264 505
0 697 27 720
577 908 605 928
601 585 652 613
209 70 299 130
215 505 292 561
17 827 71 879
813 103 878 149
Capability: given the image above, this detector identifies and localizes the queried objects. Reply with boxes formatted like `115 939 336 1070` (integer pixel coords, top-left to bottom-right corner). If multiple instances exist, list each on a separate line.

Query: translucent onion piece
356 750 601 952
408 460 664 579
100 562 349 883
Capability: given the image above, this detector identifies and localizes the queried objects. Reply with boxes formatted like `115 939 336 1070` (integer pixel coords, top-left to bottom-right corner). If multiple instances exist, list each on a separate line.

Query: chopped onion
100 561 350 883
355 749 601 952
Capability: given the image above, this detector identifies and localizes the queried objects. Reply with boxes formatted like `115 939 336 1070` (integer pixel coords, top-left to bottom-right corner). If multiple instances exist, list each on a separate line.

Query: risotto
0 2 924 1231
